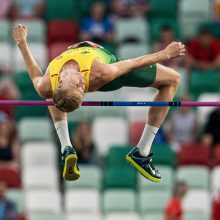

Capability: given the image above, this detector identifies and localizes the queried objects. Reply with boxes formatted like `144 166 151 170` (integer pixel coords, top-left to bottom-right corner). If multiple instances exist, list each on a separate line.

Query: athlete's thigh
119 64 157 88
149 63 180 89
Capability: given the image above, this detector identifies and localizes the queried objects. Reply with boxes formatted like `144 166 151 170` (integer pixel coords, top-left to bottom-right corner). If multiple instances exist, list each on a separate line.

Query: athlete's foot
62 146 80 181
126 147 161 183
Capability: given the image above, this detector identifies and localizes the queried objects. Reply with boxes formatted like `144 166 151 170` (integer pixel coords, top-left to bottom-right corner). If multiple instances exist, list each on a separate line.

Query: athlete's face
58 70 85 100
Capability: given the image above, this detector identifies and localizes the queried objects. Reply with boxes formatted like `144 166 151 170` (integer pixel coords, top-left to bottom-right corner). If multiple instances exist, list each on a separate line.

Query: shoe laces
140 152 158 173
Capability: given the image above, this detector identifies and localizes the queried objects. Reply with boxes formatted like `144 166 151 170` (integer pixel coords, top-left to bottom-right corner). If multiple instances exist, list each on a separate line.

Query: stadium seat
25 189 62 213
66 213 102 220
22 142 57 169
103 190 136 214
0 19 10 42
176 166 209 190
138 166 174 190
105 213 140 220
149 0 177 19
13 71 35 93
92 117 128 156
151 143 176 167
6 189 25 213
177 143 210 166
117 43 150 59
179 0 212 39
48 20 78 45
197 93 220 125
15 94 48 120
65 165 102 189
211 166 220 193
179 17 206 40
179 0 212 18
18 118 53 142
22 167 59 190
104 167 136 189
129 121 145 146
150 18 179 42
139 190 171 214
184 213 210 220
49 42 70 61
0 166 21 188
115 17 149 44
107 146 133 168
28 213 65 220
14 43 48 72
12 19 46 43
65 189 100 213
0 43 11 71
44 0 80 21
189 70 220 98
183 190 211 215
142 213 164 220
124 88 156 122
213 145 220 166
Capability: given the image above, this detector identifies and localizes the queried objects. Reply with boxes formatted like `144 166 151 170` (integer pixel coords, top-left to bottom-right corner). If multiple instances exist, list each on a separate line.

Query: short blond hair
53 88 82 112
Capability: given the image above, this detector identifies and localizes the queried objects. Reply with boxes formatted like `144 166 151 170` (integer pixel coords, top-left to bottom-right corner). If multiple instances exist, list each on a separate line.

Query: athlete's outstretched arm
111 41 185 78
13 24 43 94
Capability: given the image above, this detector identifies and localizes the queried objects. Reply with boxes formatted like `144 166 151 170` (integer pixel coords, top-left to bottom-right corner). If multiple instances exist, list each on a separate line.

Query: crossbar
1 100 220 107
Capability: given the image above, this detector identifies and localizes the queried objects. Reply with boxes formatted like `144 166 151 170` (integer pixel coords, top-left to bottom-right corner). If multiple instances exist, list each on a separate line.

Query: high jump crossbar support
1 100 220 107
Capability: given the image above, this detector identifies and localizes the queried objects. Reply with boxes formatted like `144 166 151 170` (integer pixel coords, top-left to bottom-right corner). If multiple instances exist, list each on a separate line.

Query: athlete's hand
13 24 27 45
164 41 186 59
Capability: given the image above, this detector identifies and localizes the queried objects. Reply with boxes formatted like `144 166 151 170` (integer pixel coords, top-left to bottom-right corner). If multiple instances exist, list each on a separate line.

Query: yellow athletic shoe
62 146 80 181
126 147 161 183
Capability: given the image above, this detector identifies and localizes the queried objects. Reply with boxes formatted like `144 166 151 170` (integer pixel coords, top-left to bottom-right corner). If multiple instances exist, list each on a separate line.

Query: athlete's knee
167 68 181 88
172 69 180 87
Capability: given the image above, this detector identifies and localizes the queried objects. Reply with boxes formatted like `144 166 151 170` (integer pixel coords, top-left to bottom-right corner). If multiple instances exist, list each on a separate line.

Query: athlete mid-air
13 24 185 182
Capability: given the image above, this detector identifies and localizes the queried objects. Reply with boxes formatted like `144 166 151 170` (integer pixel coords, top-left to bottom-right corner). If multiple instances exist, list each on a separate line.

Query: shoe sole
63 154 80 181
126 155 161 183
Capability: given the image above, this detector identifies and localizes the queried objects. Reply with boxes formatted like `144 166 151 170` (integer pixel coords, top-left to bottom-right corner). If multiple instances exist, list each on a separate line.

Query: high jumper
13 24 185 182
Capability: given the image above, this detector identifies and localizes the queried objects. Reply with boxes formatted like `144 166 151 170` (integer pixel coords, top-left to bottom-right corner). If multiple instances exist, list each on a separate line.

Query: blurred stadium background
0 0 220 219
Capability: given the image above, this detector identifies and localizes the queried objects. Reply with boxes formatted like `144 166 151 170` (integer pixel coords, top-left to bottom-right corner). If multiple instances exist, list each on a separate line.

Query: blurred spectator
0 112 19 169
0 77 20 118
110 0 149 18
202 107 220 147
0 180 18 220
11 0 44 19
153 25 182 68
164 181 188 220
0 0 12 18
71 121 97 164
79 1 114 44
186 27 220 71
213 192 220 220
166 95 199 152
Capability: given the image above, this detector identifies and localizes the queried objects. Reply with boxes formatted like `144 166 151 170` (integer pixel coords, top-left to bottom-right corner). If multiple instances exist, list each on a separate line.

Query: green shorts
96 47 157 92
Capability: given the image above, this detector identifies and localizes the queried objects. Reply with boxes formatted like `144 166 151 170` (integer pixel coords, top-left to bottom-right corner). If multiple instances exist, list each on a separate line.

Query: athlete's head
53 70 85 112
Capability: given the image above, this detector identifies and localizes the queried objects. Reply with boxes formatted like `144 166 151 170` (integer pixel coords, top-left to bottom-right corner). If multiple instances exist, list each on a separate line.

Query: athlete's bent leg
148 63 180 126
126 64 180 182
48 100 80 181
